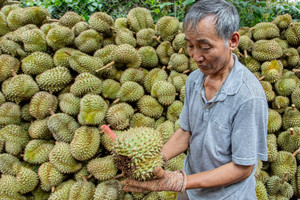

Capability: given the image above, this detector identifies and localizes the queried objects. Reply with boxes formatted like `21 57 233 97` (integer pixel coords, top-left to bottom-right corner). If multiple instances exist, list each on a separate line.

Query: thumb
153 167 165 179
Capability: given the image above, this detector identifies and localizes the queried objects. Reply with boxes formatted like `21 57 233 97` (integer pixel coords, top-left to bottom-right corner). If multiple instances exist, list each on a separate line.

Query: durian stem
110 26 114 30
100 124 117 142
162 66 166 70
183 69 190 74
87 174 93 179
167 65 173 70
96 61 115 72
280 172 288 184
81 175 87 182
10 69 17 77
6 0 20 4
292 148 300 157
51 186 55 193
64 51 72 56
157 36 161 42
277 104 281 109
292 104 296 110
290 128 295 136
113 98 120 104
134 108 138 113
46 16 59 23
112 174 124 179
238 52 244 58
292 69 300 73
249 27 255 32
153 36 161 42
244 50 248 57
48 108 55 116
258 76 265 81
178 48 183 54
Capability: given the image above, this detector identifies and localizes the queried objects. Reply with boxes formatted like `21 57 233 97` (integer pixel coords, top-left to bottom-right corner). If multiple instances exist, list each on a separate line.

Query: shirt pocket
210 121 232 157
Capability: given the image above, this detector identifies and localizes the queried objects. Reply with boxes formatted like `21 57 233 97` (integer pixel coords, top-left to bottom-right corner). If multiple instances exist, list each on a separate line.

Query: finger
153 167 165 178
123 178 145 188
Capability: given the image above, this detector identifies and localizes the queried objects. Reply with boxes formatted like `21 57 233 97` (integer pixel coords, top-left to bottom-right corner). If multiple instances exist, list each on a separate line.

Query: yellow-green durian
155 16 179 41
143 67 168 93
38 162 65 192
21 52 54 75
29 91 58 119
238 26 252 38
36 66 72 92
58 11 85 28
268 108 282 134
138 46 159 69
278 128 300 153
72 21 89 36
70 73 102 97
89 12 114 36
21 29 47 53
0 12 10 36
260 81 275 102
252 40 283 61
285 22 300 46
0 102 21 126
275 70 299 96
0 174 26 200
0 37 26 58
49 141 82 174
23 139 55 164
114 17 128 31
115 81 144 103
238 35 254 51
13 163 39 194
156 41 175 65
272 96 290 114
69 177 95 200
167 100 183 122
272 13 293 30
115 27 136 47
130 112 155 128
0 153 21 175
58 93 81 116
70 126 100 161
87 155 118 181
267 134 278 162
137 95 164 119
168 70 187 93
53 47 85 68
168 53 189 73
46 25 75 50
47 112 80 143
136 28 159 47
255 180 268 200
282 105 300 130
101 79 121 100
172 33 188 55
252 22 280 41
68 52 104 74
0 124 30 155
47 180 75 200
106 102 134 130
93 44 117 65
261 60 283 83
127 7 154 32
151 80 176 106
31 184 50 200
143 191 159 200
281 48 299 69
156 120 175 144
28 117 52 139
78 94 108 126
291 86 300 109
94 180 125 200
0 54 20 82
74 29 103 53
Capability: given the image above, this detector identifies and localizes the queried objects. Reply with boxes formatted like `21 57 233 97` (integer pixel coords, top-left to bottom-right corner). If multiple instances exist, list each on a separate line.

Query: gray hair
183 0 239 43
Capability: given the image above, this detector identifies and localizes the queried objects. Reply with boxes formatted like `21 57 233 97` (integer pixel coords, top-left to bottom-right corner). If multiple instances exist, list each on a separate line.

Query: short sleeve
179 77 192 132
231 98 268 165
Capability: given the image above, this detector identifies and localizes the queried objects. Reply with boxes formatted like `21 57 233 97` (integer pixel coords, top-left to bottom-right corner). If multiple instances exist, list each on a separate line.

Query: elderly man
123 0 268 199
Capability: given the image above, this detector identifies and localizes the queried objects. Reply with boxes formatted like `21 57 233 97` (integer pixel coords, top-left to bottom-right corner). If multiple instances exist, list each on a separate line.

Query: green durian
130 113 155 128
58 93 80 116
47 180 75 200
252 22 280 41
127 7 154 32
0 153 20 175
137 95 164 119
13 163 39 194
156 41 174 65
28 117 52 139
94 180 125 200
74 29 103 53
29 91 58 119
46 25 74 50
138 46 159 69
58 11 85 28
268 108 282 134
261 60 283 83
21 29 47 53
252 40 283 61
115 27 136 47
21 52 54 75
69 176 95 200
0 102 21 126
282 105 300 130
272 96 290 114
136 28 159 47
101 79 121 100
87 155 118 181
23 139 55 164
89 12 114 36
38 162 65 192
114 81 144 103
106 102 134 130
151 80 176 106
70 73 102 97
72 21 89 36
155 16 179 41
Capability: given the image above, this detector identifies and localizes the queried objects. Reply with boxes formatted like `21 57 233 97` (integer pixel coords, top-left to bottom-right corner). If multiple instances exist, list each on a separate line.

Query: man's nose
192 50 204 63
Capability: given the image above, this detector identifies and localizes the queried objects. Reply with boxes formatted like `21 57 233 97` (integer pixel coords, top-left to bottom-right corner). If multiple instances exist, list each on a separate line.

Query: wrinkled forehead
184 15 217 34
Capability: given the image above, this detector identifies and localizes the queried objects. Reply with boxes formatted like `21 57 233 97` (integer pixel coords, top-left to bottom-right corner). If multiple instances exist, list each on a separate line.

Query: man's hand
122 167 187 193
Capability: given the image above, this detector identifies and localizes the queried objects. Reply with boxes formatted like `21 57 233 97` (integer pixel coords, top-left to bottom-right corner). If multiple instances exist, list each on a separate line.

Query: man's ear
228 32 240 51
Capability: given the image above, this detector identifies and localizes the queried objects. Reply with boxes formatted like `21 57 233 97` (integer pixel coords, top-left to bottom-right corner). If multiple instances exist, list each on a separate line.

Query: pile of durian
0 1 299 199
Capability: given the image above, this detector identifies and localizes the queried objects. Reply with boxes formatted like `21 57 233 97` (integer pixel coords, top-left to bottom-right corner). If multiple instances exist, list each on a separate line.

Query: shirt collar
194 53 244 100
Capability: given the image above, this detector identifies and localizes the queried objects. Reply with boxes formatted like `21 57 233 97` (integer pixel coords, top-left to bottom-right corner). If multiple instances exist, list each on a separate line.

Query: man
123 0 268 199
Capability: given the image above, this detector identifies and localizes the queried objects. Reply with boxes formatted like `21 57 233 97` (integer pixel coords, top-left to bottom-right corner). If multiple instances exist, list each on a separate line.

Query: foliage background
20 0 300 28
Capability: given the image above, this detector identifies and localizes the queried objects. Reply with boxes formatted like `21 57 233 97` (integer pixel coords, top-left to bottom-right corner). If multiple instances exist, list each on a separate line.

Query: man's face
184 16 233 76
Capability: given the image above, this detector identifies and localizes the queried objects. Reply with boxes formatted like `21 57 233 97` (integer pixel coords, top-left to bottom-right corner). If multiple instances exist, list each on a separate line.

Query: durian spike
96 61 115 72
51 186 55 193
183 69 190 74
292 69 300 73
290 128 295 136
100 124 117 142
178 48 183 54
280 172 288 184
48 108 55 116
292 148 300 157
10 69 17 77
113 98 120 104
81 175 87 182
238 52 244 58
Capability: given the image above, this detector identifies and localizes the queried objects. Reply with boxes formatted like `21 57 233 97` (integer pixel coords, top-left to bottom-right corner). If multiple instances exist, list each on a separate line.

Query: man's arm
162 128 191 161
186 161 254 189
